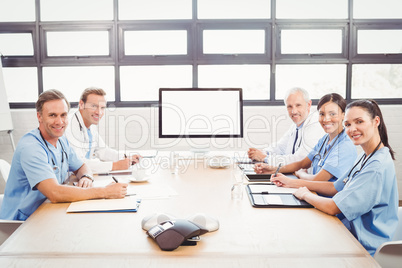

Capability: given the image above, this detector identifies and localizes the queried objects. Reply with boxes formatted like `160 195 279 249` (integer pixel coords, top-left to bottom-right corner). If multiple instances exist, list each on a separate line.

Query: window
276 65 346 100
352 64 402 99
42 66 115 103
0 34 34 56
280 29 343 54
276 0 348 19
0 0 35 22
357 30 402 54
2 67 38 102
1 0 401 108
198 65 270 100
120 66 192 101
124 30 187 56
203 30 265 54
46 31 110 57
118 0 191 20
198 0 271 19
354 0 402 19
40 0 113 21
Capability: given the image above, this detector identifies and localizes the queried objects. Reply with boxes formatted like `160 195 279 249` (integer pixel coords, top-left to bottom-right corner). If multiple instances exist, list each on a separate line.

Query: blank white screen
160 89 242 137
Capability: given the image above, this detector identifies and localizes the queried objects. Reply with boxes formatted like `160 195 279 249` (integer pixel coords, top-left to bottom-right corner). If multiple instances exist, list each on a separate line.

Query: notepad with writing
246 183 312 208
66 196 141 213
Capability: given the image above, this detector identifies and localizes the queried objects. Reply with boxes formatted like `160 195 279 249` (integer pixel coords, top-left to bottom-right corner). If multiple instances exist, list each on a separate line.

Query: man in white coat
248 87 324 166
65 87 140 174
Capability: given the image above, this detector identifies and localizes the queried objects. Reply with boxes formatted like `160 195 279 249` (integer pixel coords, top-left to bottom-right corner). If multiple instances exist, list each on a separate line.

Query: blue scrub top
333 147 399 256
0 129 83 221
307 130 357 182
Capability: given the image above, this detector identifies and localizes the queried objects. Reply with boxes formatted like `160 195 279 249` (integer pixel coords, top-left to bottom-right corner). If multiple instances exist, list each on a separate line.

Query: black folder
246 183 313 208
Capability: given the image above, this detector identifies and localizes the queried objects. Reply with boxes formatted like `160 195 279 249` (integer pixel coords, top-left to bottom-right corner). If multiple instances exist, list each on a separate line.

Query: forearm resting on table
37 179 109 203
302 192 341 216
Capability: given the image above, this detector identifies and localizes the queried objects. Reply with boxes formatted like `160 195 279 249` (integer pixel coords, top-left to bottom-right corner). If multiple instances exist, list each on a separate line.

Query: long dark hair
346 100 395 160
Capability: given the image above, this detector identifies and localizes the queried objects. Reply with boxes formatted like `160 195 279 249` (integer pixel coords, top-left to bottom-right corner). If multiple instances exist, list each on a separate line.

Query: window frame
0 0 401 108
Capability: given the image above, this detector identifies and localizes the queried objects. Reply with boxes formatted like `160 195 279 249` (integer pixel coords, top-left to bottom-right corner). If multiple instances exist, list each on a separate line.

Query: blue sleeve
61 136 84 172
20 138 57 190
307 135 326 161
321 139 357 179
333 176 346 192
332 159 383 221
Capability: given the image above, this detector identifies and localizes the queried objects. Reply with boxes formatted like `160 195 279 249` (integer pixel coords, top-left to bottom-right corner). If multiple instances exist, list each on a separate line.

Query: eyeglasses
84 102 106 112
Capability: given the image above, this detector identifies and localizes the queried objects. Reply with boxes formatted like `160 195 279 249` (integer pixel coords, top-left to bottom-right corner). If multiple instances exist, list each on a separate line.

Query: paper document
265 195 283 205
127 183 178 199
67 196 140 213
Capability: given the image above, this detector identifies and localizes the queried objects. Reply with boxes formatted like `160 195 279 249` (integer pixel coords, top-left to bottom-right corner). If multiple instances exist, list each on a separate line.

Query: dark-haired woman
255 93 357 182
271 99 399 256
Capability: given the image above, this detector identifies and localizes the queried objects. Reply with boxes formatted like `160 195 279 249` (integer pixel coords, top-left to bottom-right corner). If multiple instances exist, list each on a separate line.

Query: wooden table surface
0 156 380 267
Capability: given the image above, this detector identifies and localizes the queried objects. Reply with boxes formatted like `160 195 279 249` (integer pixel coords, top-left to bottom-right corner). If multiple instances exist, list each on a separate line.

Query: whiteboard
0 59 13 132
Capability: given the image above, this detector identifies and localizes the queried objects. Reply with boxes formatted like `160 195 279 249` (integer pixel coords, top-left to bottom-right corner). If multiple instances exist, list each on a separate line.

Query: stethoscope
343 140 382 184
312 129 344 167
75 113 90 142
39 129 68 176
75 113 83 132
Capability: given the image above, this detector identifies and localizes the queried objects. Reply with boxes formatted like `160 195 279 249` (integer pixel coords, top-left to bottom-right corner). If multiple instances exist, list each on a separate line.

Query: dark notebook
246 183 313 208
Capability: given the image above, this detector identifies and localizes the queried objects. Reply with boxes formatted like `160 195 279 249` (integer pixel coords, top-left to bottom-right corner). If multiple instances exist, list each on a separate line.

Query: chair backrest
392 207 402 241
0 220 24 246
0 159 11 183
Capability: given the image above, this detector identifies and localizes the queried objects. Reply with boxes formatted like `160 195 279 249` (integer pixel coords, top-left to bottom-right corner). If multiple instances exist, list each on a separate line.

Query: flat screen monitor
159 88 243 138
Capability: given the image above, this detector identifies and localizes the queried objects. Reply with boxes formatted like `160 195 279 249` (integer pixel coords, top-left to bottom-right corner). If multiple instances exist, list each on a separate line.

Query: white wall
1 105 401 200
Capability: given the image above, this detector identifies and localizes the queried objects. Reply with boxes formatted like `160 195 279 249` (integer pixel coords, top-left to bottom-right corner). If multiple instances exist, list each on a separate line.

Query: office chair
0 159 11 209
374 207 402 268
0 159 24 247
0 159 11 182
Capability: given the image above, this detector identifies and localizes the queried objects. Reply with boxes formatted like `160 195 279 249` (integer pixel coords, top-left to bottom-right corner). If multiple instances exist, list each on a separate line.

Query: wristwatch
80 174 94 182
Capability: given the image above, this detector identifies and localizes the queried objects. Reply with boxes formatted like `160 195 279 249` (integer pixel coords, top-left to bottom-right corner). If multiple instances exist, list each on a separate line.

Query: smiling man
248 87 324 166
0 90 128 221
65 87 140 174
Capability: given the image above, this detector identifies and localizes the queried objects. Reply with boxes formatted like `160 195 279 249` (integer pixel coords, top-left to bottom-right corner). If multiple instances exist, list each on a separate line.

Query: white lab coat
263 111 324 166
65 110 119 174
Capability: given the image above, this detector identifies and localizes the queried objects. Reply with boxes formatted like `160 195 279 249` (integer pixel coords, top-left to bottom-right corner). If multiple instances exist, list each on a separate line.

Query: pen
124 154 127 159
112 176 119 183
273 163 282 178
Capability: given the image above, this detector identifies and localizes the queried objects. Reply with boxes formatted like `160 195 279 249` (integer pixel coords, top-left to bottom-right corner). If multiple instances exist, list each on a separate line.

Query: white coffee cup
132 166 148 180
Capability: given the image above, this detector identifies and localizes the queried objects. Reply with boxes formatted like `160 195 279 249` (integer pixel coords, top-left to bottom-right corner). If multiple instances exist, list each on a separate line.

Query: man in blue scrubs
0 89 128 221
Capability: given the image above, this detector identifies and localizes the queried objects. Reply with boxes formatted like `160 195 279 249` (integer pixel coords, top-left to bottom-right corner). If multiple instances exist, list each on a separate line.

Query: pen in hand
112 176 119 183
273 163 282 178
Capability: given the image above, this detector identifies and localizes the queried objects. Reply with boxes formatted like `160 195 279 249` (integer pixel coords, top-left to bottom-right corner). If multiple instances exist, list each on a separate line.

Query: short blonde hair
80 87 106 103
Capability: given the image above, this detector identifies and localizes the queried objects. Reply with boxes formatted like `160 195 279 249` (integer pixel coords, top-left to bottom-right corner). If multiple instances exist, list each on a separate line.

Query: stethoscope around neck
342 140 382 184
38 128 68 176
75 113 83 132
312 129 344 167
75 113 90 142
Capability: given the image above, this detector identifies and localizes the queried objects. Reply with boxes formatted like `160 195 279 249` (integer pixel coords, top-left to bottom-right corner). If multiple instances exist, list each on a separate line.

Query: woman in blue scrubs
270 100 399 256
255 93 357 182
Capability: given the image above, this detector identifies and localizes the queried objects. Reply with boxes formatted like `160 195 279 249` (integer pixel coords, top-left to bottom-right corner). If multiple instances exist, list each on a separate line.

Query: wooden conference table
0 153 380 267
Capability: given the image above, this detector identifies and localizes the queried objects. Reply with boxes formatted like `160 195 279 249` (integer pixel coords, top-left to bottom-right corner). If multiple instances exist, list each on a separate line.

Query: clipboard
246 183 313 208
66 196 141 213
243 172 299 182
